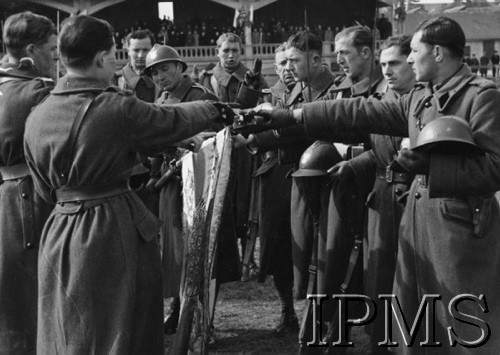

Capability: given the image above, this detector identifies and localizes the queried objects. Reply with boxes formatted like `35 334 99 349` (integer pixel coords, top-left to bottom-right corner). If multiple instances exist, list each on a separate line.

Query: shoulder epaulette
333 74 347 87
469 77 496 93
262 88 272 94
34 77 54 87
104 85 133 96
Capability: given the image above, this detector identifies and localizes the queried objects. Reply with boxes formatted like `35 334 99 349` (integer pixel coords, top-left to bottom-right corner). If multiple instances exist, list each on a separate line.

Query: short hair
416 16 465 58
126 29 155 47
59 15 114 69
381 34 412 56
275 42 287 54
335 25 373 51
216 33 242 49
287 30 322 56
3 11 56 60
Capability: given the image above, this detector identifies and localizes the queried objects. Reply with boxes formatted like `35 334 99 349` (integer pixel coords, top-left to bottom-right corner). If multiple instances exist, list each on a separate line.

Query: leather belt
377 166 411 184
55 182 130 203
0 163 30 182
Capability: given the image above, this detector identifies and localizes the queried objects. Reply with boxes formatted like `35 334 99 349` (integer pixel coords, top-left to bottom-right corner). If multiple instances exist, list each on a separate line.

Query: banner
172 128 232 355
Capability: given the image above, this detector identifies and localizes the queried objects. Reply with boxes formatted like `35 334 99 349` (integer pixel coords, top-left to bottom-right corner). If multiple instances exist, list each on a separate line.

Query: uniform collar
350 65 385 97
287 68 336 105
270 80 290 97
0 60 43 80
159 74 194 103
51 75 108 94
121 62 155 90
213 62 248 86
427 65 475 112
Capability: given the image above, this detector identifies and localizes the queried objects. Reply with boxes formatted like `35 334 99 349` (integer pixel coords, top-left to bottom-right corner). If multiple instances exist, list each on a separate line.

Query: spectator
491 50 500 78
479 51 489 77
470 53 479 74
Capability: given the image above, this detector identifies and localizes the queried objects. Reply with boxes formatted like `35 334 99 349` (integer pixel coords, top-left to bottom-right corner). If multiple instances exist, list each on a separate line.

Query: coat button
415 192 421 199
21 193 28 199
25 242 33 249
395 188 402 196
232 89 237 93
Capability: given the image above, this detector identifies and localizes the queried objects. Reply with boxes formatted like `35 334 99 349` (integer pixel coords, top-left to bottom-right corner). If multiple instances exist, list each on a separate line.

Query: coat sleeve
301 96 409 138
119 94 220 156
428 87 500 196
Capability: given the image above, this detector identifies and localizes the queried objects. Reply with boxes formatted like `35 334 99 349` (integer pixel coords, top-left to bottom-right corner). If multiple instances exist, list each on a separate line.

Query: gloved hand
327 160 354 181
211 101 239 126
244 58 263 90
232 103 296 137
179 131 216 152
397 148 430 174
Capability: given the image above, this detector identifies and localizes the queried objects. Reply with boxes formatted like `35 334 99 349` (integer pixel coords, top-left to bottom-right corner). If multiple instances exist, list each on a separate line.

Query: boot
275 302 299 335
164 297 180 335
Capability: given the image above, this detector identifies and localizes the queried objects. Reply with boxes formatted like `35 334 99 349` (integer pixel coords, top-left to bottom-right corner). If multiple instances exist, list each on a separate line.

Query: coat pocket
441 198 473 225
135 213 162 242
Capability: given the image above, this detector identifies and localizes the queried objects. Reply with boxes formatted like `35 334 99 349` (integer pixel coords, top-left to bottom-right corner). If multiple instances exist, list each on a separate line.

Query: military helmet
144 44 187 75
414 115 483 155
292 140 343 177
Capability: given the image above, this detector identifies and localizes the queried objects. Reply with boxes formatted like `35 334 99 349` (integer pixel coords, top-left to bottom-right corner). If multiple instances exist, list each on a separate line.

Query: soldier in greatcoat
201 32 266 298
143 44 217 334
255 16 500 354
0 11 57 355
242 31 336 335
23 15 235 355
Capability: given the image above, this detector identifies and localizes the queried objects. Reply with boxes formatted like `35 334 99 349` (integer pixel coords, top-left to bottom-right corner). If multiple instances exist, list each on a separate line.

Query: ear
361 46 372 60
433 45 444 63
26 43 36 58
95 50 107 69
311 53 322 66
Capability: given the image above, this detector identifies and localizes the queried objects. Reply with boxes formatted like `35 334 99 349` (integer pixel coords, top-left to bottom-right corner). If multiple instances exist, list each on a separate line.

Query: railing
115 40 385 69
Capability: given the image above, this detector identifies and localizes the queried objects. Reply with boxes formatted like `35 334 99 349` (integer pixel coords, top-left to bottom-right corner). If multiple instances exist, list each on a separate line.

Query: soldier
143 44 217 334
255 16 500 353
243 31 336 336
344 34 416 355
116 29 157 102
0 11 57 355
23 15 235 354
203 32 266 292
115 29 159 214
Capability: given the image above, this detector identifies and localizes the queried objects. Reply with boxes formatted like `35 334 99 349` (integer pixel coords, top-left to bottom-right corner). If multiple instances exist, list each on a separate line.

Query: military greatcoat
155 74 216 298
0 63 53 355
301 65 500 353
204 62 266 283
24 75 220 355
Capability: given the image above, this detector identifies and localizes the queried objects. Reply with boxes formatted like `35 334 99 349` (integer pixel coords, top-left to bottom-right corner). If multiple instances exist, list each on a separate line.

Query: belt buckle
385 166 393 183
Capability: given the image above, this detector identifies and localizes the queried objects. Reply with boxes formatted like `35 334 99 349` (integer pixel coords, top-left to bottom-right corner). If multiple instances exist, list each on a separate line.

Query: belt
0 163 30 182
55 182 130 203
377 166 411 184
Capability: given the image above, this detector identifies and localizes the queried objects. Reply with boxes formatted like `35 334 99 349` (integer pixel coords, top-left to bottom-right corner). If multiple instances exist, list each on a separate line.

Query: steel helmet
292 140 342 177
144 44 187 76
414 115 483 155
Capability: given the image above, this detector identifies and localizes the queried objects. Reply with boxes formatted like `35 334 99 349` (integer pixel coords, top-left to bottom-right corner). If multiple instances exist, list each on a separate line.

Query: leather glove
179 131 216 152
232 103 296 137
327 160 354 181
397 148 430 174
244 58 262 90
211 101 238 126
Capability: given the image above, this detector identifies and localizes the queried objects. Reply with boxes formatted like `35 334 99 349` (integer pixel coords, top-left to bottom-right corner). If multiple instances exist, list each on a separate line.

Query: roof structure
406 6 500 41
24 0 126 15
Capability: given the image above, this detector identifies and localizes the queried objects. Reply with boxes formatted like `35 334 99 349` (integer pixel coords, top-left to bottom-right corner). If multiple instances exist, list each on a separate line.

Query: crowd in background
113 14 393 49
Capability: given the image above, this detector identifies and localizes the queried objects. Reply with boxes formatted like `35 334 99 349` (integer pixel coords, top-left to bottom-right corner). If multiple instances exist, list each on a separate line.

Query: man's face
335 37 368 82
380 45 415 95
217 40 241 71
128 37 153 72
150 61 183 92
32 34 58 80
407 31 438 82
274 50 295 88
285 47 312 82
